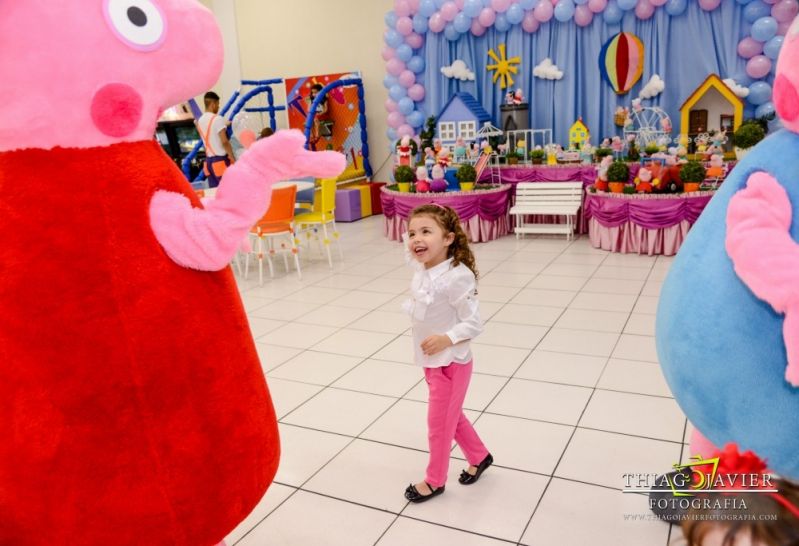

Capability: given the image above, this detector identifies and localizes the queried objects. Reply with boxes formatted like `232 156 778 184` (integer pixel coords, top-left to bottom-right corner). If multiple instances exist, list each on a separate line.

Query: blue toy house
436 92 492 152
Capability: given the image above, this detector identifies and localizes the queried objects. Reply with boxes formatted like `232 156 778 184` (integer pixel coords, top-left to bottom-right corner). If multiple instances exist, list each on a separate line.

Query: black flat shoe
404 482 445 503
459 453 494 485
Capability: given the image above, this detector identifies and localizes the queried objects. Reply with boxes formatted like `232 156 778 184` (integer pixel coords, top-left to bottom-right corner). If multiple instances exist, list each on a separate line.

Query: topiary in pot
680 160 706 192
530 149 546 164
607 160 629 193
394 165 416 192
732 121 766 160
644 143 660 156
456 163 477 191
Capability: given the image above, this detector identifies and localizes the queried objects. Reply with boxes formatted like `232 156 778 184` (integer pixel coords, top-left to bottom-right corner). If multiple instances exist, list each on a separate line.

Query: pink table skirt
384 214 511 243
588 217 692 256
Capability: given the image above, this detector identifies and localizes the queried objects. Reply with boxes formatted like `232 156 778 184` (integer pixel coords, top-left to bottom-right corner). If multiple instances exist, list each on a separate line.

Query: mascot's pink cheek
90 83 143 137
775 74 799 123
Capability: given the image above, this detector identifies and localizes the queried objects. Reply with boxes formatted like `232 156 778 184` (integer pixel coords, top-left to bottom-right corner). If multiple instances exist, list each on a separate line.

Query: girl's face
407 215 454 269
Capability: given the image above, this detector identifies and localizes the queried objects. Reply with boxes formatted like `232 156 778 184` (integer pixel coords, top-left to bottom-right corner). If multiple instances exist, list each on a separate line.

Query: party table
583 189 715 256
477 164 643 187
380 184 512 243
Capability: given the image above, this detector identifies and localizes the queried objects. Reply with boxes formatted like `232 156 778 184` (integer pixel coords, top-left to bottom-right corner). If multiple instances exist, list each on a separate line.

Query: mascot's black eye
127 7 147 27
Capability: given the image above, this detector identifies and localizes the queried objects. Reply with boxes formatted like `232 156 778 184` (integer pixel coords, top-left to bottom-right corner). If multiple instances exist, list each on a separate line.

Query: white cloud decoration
639 74 665 99
440 60 475 81
723 78 750 99
533 58 564 80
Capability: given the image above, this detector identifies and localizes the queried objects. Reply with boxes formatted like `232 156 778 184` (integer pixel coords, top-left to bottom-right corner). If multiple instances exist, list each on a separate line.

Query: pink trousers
424 361 489 488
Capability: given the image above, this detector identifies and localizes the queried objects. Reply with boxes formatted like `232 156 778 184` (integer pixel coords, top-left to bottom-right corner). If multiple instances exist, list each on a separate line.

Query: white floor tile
512 288 577 308
311 328 398 358
247 317 288 338
255 343 303 372
280 388 396 436
487 378 592 425
266 377 323 419
378 517 508 546
479 271 536 288
359 277 410 295
581 277 645 296
332 359 423 398
240 294 275 312
570 292 638 313
598 358 673 397
282 286 351 305
538 328 619 358
293 304 368 328
372 335 415 365
514 350 607 388
612 334 659 363
528 275 588 291
258 322 338 349
238 490 393 546
633 295 659 314
313 274 374 290
224 483 295 545
250 299 321 321
268 351 363 386
361 399 432 452
540 263 599 278
274 424 351 487
490 303 564 327
554 308 630 333
477 322 548 350
347 310 411 334
593 265 652 280
328 289 397 310
623 313 656 336
579 389 685 442
477 284 521 303
471 343 532 377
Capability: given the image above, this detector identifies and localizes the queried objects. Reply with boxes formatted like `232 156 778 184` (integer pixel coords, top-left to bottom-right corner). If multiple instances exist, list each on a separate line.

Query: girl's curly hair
409 204 479 280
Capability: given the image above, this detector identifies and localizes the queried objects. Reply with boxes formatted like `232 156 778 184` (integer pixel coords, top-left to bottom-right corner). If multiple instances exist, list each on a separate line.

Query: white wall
204 0 395 180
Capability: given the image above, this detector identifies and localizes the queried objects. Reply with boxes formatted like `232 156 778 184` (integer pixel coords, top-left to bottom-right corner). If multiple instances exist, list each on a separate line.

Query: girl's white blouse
403 257 483 368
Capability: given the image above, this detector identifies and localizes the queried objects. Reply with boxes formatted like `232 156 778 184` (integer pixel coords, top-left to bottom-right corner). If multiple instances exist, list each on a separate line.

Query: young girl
402 204 493 503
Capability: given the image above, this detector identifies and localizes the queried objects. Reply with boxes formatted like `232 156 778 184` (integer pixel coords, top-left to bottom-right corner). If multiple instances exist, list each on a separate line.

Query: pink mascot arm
149 130 345 271
725 171 799 386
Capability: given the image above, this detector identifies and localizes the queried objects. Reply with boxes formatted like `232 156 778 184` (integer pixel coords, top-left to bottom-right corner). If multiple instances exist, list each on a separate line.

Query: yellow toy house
679 74 743 147
569 117 590 149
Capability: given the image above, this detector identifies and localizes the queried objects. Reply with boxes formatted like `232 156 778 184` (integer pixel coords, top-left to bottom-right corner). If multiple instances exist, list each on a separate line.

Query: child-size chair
245 185 301 284
294 177 342 268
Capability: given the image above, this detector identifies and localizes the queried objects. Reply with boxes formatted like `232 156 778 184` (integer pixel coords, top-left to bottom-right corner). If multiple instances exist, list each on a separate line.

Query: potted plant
530 148 546 165
626 141 640 162
680 160 706 192
607 160 630 193
394 165 415 193
644 143 660 156
455 163 477 191
507 151 520 165
732 121 766 160
595 147 613 161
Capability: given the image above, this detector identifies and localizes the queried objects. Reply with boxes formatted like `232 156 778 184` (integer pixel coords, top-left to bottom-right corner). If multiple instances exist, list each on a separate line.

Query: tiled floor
226 216 689 546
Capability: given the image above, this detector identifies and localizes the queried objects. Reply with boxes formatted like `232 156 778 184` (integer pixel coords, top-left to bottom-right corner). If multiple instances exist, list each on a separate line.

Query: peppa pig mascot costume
656 16 799 480
0 2 344 545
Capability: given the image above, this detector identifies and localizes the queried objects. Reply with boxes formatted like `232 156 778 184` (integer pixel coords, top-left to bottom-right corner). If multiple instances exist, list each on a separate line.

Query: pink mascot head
775 16 799 133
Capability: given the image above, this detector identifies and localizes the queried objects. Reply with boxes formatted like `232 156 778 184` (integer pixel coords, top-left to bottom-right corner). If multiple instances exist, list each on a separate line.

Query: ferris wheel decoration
624 105 673 149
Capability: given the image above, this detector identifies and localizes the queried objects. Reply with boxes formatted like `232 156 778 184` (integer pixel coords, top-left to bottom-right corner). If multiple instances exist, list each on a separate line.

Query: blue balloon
407 111 425 128
389 84 407 101
464 0 483 17
385 29 404 48
412 13 429 33
396 44 413 62
385 11 397 29
751 16 778 42
755 101 775 119
764 35 785 60
731 71 754 87
398 97 415 115
383 75 399 89
665 0 687 16
387 128 398 141
495 13 511 31
604 0 624 23
618 0 637 10
453 12 472 33
743 1 771 23
444 23 461 41
554 0 576 21
574 0 589 4
748 81 772 106
483 0 493 7
407 56 426 74
519 0 536 8
419 0 437 17
507 3 525 24
435 0 447 7
736 0 755 3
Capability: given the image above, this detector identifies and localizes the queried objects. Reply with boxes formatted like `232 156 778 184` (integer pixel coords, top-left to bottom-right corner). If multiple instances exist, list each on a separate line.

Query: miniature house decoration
436 92 493 152
679 74 744 142
568 117 590 150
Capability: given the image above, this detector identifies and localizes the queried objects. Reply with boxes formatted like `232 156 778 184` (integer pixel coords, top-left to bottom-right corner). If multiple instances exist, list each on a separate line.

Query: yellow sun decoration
487 43 521 90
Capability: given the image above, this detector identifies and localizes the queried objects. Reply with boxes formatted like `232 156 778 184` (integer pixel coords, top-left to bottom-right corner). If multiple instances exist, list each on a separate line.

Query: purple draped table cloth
380 184 512 243
583 189 715 256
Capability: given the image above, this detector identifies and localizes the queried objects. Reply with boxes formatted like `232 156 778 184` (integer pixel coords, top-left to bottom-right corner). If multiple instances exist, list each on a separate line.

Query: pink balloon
398 124 415 138
588 0 608 12
381 46 396 61
522 10 541 31
650 0 667 5
456 0 466 8
441 1 459 21
575 4 595 25
429 12 446 32
534 0 554 22
635 0 655 19
408 84 426 101
239 129 256 149
396 16 414 35
395 0 412 17
408 0 421 11
386 58 406 76
385 99 398 112
747 55 773 79
492 0 512 12
406 32 425 49
772 0 799 23
778 20 792 35
738 37 764 59
388 112 405 129
698 0 721 10
763 0 778 4
399 70 416 88
471 19 488 35
478 7 497 25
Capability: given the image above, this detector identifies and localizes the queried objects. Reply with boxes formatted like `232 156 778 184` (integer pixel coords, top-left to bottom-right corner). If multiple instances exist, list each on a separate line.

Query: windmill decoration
487 44 521 90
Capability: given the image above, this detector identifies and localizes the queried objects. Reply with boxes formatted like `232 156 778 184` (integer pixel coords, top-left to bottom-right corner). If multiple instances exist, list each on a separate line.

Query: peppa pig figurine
415 166 431 192
656 15 799 484
706 153 725 179
397 135 412 167
634 166 656 193
430 164 448 192
437 147 452 169
0 3 345 546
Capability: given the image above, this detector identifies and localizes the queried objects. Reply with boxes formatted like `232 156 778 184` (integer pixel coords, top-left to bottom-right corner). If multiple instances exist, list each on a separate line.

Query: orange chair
245 185 301 284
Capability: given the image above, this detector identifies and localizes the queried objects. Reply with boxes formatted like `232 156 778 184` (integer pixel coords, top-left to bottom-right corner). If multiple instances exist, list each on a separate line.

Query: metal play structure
624 106 672 149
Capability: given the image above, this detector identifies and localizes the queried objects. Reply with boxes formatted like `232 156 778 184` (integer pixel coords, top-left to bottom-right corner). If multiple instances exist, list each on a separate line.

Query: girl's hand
420 335 453 356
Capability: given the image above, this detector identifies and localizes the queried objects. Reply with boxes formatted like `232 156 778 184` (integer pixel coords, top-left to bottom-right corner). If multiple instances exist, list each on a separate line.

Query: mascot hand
726 171 799 386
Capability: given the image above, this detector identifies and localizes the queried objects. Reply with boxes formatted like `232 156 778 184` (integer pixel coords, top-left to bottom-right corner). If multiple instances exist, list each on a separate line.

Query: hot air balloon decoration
599 32 645 95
